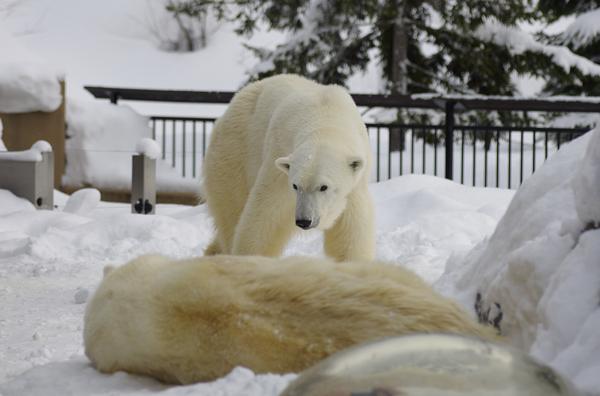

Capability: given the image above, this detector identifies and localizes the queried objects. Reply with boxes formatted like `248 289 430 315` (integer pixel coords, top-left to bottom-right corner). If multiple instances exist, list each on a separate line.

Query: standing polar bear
202 74 375 261
84 254 502 385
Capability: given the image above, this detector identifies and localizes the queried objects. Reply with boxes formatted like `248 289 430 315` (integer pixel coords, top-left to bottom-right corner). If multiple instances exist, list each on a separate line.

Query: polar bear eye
320 185 328 192
293 184 298 190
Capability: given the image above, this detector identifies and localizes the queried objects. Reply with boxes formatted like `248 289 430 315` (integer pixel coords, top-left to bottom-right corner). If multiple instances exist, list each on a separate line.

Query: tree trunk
390 0 409 152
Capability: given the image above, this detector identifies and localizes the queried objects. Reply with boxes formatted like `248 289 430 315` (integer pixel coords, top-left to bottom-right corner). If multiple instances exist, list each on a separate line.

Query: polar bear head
275 143 366 230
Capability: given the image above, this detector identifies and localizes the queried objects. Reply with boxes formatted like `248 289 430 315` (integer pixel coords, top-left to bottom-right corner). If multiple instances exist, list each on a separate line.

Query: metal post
0 151 54 210
131 154 156 214
445 101 456 180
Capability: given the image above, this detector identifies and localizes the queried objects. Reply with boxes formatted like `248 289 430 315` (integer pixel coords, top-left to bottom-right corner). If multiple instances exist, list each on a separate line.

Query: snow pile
63 188 101 217
0 24 65 114
63 100 198 193
436 126 600 395
0 140 52 162
0 63 64 114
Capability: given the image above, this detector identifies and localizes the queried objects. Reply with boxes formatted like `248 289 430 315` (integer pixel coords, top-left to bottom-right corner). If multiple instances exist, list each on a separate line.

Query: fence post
445 101 456 180
0 142 54 210
131 154 156 215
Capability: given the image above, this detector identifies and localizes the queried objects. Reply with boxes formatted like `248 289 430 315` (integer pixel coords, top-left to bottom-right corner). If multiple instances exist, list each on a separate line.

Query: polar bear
201 74 375 261
84 254 501 385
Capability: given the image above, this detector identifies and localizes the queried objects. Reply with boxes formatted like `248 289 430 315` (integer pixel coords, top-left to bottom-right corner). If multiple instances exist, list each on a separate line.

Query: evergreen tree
172 0 552 97
537 0 600 96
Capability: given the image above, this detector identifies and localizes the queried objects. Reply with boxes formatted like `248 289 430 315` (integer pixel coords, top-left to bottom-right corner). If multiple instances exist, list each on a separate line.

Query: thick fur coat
84 254 501 384
201 74 375 261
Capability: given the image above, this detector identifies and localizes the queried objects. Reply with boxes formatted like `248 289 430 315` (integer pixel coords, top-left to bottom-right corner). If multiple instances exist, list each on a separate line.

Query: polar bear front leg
324 186 376 262
232 179 297 257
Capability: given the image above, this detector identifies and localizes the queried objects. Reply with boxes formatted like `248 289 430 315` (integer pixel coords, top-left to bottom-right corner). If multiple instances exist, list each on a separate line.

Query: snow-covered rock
436 126 600 395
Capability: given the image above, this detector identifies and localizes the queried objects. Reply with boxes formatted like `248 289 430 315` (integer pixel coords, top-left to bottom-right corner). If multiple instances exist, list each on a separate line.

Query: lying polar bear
84 254 501 384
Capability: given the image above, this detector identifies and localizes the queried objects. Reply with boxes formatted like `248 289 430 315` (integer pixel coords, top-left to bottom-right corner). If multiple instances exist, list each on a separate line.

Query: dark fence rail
87 86 600 188
150 116 589 188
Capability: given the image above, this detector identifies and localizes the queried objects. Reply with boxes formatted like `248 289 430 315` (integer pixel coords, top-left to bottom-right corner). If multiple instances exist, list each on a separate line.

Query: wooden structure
1 82 66 189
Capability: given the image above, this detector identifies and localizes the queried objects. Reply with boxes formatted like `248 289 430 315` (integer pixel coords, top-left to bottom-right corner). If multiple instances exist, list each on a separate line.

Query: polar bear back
84 254 501 384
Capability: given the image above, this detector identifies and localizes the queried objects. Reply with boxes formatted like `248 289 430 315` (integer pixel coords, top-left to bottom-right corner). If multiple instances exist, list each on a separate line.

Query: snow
63 100 197 193
2 129 600 394
476 22 600 76
560 8 600 50
0 140 52 162
136 138 162 160
435 125 600 396
0 127 596 394
0 169 515 396
1 1 600 395
0 23 65 114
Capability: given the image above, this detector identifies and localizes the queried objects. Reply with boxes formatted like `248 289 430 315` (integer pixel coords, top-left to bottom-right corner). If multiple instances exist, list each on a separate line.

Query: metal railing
368 124 588 188
151 116 215 178
150 116 589 189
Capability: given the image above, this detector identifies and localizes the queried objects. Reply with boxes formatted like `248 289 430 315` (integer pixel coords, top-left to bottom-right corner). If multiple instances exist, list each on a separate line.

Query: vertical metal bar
434 129 438 176
496 130 500 188
399 128 404 176
461 129 465 184
484 129 489 187
172 120 177 167
193 122 197 178
377 127 381 182
520 130 524 185
472 131 476 186
532 130 536 175
545 131 549 159
422 129 426 174
162 121 166 160
508 131 512 189
203 122 207 159
445 101 455 180
182 121 187 178
152 118 156 140
388 128 392 180
411 128 415 174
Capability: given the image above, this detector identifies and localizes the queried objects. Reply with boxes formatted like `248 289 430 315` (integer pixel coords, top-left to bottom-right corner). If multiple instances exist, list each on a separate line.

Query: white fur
84 254 502 385
201 74 375 261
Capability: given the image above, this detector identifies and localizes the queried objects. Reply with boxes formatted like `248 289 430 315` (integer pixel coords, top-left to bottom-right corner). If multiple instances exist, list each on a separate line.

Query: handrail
85 86 600 113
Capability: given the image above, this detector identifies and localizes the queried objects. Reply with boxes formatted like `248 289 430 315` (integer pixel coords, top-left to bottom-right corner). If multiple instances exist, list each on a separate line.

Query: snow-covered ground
2 126 600 395
2 1 600 395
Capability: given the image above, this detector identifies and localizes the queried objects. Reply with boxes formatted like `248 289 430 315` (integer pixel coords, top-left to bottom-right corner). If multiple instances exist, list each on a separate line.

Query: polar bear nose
296 219 312 230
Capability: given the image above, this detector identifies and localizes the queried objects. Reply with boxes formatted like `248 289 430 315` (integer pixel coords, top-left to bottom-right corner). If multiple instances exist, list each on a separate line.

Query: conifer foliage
172 0 556 96
537 0 600 96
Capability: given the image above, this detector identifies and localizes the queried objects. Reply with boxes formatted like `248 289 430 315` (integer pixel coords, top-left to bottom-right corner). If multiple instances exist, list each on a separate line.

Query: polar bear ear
275 157 291 174
348 155 365 172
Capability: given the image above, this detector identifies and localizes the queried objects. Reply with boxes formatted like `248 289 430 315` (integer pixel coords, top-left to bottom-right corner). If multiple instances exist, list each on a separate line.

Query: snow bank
0 24 65 114
0 63 64 114
435 126 600 395
63 100 198 193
